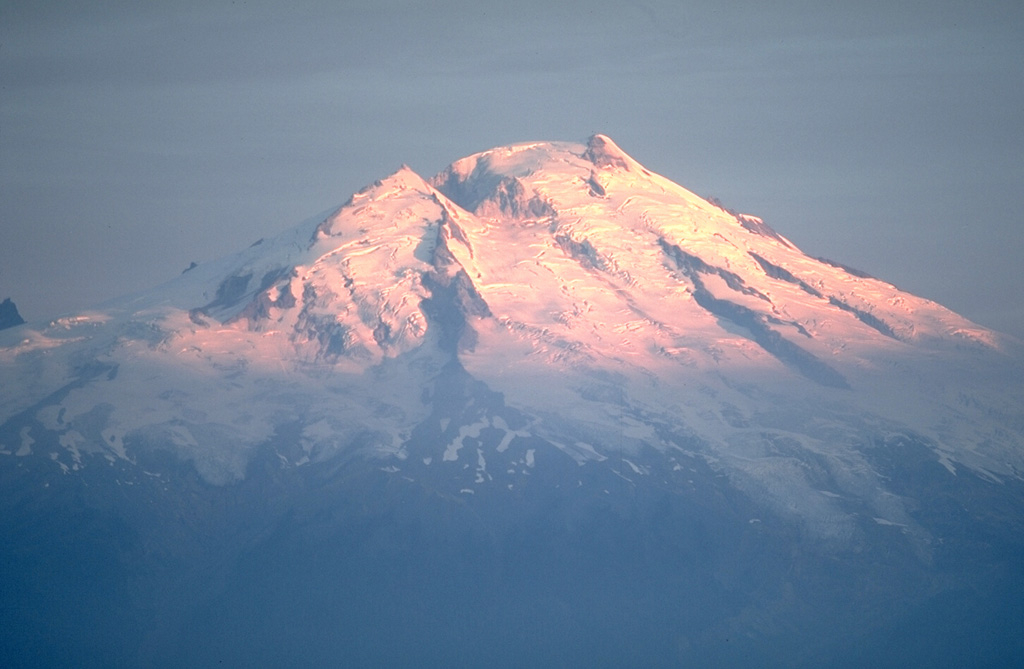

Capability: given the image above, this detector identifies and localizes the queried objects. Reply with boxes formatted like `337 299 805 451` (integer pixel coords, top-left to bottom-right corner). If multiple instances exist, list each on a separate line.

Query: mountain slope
2 135 1019 514
1 135 1022 666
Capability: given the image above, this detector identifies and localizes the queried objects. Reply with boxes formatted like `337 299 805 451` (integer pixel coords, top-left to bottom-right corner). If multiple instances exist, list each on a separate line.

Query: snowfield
2 135 1023 667
1 134 1022 530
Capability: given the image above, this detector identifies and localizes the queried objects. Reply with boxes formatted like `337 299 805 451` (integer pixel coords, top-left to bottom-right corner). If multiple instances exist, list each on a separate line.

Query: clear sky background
3 0 1022 338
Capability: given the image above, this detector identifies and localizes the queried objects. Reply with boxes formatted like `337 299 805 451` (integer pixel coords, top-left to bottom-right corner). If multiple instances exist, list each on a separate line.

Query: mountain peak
3 136 1023 666
0 298 25 331
2 135 1021 503
371 163 434 194
315 163 437 239
583 133 636 171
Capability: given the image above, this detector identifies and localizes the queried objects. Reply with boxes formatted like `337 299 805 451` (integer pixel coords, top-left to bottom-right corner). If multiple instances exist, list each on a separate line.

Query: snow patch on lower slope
443 418 487 462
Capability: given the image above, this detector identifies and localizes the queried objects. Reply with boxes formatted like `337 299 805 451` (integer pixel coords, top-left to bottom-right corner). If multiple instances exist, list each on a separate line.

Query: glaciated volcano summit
2 135 1022 531
3 135 1024 666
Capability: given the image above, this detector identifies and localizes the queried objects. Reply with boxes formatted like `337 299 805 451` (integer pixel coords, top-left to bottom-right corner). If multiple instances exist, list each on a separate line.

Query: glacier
1 135 1022 666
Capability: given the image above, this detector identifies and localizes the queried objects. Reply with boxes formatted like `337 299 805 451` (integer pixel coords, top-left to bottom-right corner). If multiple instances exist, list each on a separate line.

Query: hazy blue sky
3 0 1023 337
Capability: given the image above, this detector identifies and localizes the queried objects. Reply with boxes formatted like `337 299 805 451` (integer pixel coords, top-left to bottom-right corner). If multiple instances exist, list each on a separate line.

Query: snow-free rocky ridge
2 135 1023 666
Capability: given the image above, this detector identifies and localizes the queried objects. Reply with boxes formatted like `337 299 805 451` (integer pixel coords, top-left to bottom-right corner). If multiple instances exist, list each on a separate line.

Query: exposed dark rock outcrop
0 298 25 331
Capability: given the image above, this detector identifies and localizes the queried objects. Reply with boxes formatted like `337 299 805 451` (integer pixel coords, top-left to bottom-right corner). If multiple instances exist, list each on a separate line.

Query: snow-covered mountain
2 135 1022 666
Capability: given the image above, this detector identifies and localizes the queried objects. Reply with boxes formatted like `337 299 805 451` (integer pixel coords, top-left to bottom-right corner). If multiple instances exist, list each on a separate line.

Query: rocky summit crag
2 136 1023 667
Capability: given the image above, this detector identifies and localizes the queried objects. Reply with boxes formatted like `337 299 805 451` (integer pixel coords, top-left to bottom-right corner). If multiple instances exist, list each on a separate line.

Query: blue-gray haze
1 0 1022 337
